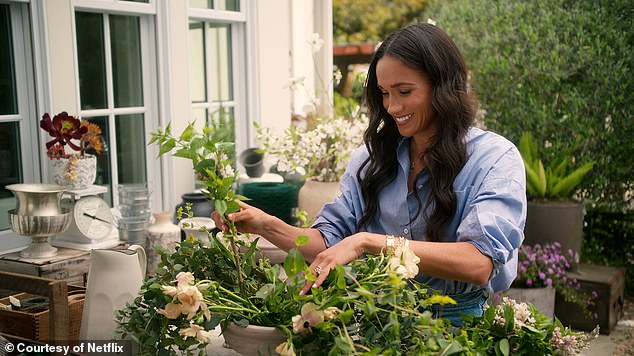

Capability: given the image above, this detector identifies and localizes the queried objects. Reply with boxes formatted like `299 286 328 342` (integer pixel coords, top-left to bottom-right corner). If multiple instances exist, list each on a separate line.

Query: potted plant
40 111 103 189
255 112 367 219
496 242 597 319
114 216 595 355
518 132 594 268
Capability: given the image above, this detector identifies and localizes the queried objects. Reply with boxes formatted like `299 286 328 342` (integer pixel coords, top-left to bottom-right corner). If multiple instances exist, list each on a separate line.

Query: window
75 10 157 206
188 1 251 156
0 2 39 249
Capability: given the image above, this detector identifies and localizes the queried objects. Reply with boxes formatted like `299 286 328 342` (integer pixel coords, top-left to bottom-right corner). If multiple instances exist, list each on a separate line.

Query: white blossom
308 33 325 53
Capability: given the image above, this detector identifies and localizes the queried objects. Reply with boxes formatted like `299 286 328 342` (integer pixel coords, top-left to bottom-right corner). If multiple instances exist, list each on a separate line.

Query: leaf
225 200 241 214
283 248 306 277
158 138 176 156
295 235 309 247
536 160 547 197
215 199 227 216
255 284 274 299
179 124 195 142
497 338 510 356
524 160 545 198
439 340 463 355
551 161 594 197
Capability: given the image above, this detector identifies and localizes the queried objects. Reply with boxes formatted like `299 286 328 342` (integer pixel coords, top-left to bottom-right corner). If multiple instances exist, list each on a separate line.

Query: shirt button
403 228 409 234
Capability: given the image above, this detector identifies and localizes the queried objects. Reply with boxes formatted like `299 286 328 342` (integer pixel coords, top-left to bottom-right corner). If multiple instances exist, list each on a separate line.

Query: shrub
426 0 633 211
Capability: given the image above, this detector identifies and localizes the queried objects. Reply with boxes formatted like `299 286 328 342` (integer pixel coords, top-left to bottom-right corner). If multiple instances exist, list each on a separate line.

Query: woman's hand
300 232 369 295
210 200 269 235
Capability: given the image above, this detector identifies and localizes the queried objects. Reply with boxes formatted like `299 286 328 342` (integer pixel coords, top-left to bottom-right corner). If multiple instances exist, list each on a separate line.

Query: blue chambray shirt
313 127 526 294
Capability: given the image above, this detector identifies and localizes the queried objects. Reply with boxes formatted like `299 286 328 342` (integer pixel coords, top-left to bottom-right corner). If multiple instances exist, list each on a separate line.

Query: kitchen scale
52 185 121 250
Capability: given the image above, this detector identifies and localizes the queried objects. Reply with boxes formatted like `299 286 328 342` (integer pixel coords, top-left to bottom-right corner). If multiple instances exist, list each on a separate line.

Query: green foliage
462 299 596 355
582 208 634 296
518 132 594 199
427 0 633 210
333 0 432 44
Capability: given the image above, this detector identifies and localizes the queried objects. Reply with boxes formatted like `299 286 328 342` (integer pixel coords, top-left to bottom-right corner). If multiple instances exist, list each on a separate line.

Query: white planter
145 211 181 276
297 179 341 220
50 154 97 189
222 322 286 356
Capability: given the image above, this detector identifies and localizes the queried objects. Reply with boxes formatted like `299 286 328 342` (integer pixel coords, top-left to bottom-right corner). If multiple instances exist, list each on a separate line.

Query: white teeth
395 114 412 123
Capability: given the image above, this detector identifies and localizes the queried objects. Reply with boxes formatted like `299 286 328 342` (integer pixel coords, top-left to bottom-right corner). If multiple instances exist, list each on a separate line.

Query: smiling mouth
394 113 413 123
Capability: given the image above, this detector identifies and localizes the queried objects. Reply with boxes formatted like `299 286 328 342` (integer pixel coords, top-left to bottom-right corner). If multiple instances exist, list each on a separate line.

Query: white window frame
188 0 258 156
0 0 40 251
71 2 162 209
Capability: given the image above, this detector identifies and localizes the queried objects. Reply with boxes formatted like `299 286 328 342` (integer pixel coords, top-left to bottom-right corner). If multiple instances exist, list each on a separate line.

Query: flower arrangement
40 111 103 159
256 113 367 182
514 242 598 317
40 111 103 186
115 122 597 355
462 296 598 355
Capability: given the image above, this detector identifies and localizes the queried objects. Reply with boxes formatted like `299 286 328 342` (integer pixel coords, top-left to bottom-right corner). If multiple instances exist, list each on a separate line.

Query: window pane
215 0 240 11
116 114 147 184
189 0 239 11
76 12 107 110
192 107 207 123
190 0 212 9
189 22 207 103
209 24 233 101
110 15 143 108
208 106 235 144
0 5 18 115
0 122 23 230
85 116 113 204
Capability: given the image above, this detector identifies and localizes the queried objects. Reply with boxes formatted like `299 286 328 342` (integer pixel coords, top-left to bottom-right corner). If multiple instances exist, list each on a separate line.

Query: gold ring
314 266 322 275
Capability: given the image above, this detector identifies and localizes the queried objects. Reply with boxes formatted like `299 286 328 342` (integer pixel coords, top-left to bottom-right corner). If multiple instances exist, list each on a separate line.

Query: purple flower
539 272 546 280
527 279 533 287
546 278 553 286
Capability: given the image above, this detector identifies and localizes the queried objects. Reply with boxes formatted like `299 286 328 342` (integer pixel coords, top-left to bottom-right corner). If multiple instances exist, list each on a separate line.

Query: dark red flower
40 111 93 158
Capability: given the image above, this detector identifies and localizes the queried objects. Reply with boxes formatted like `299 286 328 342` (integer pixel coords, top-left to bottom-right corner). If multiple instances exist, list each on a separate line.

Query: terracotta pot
500 286 556 318
524 200 585 269
222 322 286 356
297 179 341 219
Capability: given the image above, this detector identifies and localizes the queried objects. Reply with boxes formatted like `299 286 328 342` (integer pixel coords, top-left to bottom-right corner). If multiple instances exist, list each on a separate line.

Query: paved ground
584 297 634 356
203 297 634 355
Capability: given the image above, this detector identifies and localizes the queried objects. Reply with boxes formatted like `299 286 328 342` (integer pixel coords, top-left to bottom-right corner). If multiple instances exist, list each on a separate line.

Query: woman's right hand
210 200 269 235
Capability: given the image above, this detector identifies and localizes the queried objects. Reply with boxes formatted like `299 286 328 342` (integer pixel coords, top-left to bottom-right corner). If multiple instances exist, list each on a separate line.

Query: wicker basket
0 285 85 340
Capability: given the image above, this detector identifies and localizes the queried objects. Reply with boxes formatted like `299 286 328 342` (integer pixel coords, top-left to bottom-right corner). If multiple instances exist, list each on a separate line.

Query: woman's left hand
300 233 368 295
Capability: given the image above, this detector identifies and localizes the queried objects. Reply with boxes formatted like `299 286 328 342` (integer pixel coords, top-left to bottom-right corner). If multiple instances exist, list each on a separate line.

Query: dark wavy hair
358 23 476 242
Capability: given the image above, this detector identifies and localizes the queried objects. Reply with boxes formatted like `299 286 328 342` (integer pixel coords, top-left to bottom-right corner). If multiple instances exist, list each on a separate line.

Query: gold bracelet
385 235 396 256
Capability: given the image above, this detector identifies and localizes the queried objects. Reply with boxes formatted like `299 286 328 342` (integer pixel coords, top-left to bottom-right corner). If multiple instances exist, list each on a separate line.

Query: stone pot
222 322 286 356
238 148 265 178
524 200 585 269
50 154 97 189
297 179 341 220
174 192 214 222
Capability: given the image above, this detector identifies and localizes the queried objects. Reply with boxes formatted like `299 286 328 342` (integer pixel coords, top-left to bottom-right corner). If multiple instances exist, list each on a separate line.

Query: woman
213 23 526 326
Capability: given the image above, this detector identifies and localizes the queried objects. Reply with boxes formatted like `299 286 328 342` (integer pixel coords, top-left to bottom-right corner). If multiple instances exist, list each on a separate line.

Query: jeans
427 289 488 327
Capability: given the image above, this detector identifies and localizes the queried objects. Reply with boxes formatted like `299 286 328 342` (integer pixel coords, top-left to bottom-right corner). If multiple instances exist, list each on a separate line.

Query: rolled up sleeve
312 148 367 247
457 150 527 292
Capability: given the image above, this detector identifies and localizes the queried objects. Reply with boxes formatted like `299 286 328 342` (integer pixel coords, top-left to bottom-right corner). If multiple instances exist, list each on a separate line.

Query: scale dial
72 195 113 240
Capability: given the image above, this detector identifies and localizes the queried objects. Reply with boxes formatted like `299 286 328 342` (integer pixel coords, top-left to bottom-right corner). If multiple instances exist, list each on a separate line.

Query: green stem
225 218 245 297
